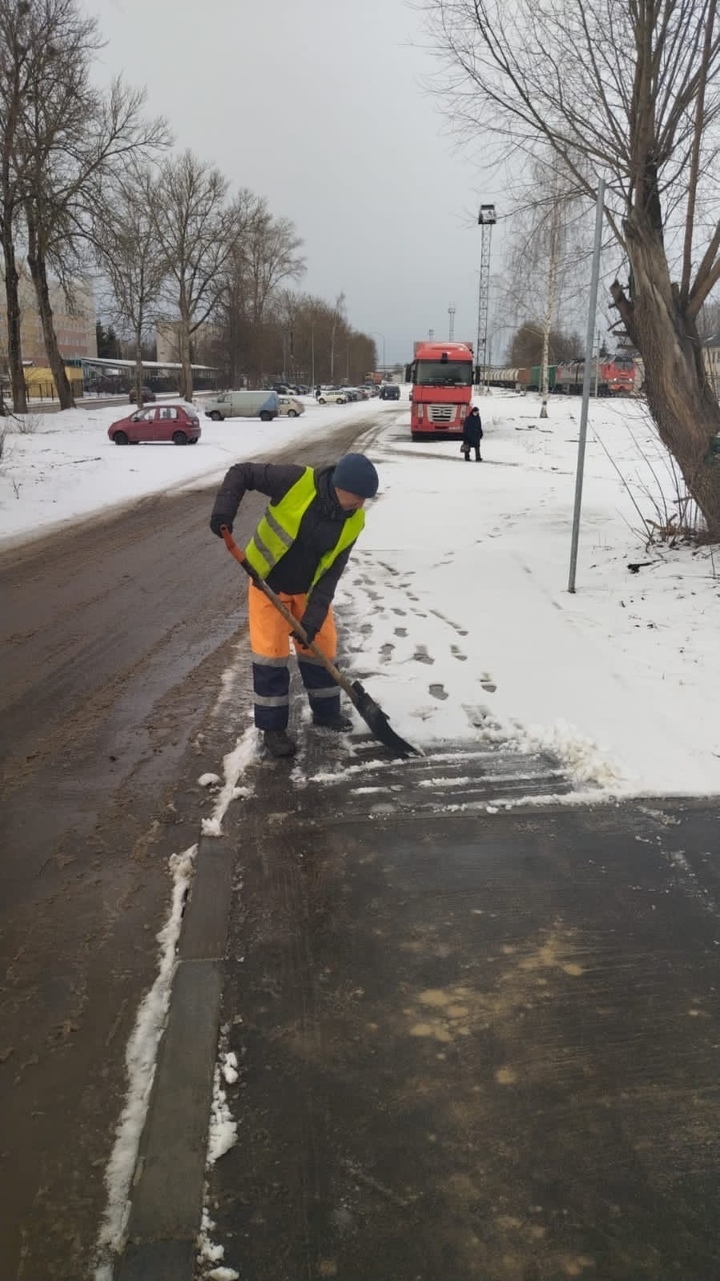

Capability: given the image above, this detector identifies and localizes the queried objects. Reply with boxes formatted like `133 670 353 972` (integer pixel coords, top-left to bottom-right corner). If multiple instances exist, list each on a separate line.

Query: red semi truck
406 341 475 440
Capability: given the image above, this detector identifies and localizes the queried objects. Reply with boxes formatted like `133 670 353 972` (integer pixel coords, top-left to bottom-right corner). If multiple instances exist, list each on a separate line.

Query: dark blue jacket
462 409 483 446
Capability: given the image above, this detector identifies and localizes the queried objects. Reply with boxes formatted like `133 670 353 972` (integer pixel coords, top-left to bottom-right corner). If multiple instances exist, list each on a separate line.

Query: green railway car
528 364 557 390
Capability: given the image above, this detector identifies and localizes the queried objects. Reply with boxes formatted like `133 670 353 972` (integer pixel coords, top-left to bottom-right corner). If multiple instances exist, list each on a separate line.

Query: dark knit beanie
332 453 379 498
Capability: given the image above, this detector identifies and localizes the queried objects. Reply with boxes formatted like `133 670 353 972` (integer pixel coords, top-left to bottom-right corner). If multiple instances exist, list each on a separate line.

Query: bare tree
16 0 100 411
149 151 238 400
503 152 591 412
94 165 168 406
0 0 42 413
24 68 169 409
242 200 305 328
214 193 305 384
0 0 167 412
508 322 584 368
427 0 720 536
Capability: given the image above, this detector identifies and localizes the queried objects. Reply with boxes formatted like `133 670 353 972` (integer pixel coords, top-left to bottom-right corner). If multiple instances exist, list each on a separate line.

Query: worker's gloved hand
210 513 231 538
300 617 319 646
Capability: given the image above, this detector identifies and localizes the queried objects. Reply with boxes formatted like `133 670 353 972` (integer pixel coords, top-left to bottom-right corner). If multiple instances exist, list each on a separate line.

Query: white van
204 390 279 421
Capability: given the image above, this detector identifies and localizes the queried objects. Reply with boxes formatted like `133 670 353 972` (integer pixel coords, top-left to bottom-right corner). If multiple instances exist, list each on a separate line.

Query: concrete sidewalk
187 744 720 1281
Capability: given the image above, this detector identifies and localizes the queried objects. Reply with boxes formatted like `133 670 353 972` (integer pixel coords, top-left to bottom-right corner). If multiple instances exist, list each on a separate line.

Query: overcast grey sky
86 0 505 364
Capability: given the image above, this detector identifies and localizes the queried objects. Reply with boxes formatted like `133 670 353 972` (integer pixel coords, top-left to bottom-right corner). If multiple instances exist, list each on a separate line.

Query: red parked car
108 404 202 446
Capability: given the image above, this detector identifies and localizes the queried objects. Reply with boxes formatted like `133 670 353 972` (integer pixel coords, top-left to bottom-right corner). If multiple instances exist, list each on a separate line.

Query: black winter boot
312 712 353 732
263 730 297 758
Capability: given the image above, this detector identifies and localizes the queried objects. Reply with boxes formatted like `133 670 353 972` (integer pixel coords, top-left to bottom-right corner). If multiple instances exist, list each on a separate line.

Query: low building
156 319 221 366
702 334 720 395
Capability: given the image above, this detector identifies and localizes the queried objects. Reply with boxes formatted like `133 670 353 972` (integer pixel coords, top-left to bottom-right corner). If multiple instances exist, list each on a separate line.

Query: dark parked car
379 384 401 400
108 404 201 446
129 386 157 404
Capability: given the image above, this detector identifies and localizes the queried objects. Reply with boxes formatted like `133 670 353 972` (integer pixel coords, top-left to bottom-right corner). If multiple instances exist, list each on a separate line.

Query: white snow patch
197 1209 240 1281
201 726 258 836
521 719 625 789
207 1064 238 1165
198 772 221 787
93 845 197 1279
221 1051 238 1085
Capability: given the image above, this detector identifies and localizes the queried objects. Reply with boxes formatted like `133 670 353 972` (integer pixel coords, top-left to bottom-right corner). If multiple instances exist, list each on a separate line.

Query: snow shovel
220 526 420 759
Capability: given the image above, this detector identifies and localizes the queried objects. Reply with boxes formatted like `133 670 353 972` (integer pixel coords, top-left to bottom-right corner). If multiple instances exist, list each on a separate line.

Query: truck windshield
416 361 473 387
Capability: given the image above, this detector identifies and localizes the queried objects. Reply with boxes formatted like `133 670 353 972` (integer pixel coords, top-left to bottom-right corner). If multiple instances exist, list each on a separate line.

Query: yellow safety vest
245 467 364 589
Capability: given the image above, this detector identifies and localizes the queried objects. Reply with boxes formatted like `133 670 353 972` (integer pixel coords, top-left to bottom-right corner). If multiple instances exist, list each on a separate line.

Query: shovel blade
350 681 421 759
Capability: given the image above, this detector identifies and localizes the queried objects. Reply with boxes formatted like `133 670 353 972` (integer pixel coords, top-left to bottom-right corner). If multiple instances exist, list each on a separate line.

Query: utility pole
448 304 456 341
428 328 434 341
568 179 605 594
476 204 497 392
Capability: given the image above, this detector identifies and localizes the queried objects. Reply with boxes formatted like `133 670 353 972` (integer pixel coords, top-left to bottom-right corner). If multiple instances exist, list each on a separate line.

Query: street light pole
568 179 605 594
370 330 386 374
474 271 482 383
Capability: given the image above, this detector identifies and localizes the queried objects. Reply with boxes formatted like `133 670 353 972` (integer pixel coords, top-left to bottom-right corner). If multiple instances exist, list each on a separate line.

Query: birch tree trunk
539 205 561 418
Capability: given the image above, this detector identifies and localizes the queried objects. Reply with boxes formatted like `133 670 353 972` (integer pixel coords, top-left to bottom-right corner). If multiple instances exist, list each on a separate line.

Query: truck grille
428 404 457 423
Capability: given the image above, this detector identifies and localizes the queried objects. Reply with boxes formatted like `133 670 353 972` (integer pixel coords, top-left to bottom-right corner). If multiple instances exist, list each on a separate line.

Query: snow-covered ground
2 388 719 796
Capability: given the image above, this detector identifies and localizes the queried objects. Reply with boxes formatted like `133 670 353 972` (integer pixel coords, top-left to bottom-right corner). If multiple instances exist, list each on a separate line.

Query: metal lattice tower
476 204 497 386
448 304 456 341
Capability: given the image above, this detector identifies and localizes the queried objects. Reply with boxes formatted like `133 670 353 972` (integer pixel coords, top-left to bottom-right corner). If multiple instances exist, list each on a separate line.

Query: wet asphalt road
3 405 720 1281
0 415 384 1280
204 745 720 1281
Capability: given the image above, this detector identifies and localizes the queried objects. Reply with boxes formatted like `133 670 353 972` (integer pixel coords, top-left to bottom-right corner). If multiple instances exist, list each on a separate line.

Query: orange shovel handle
220 524 247 566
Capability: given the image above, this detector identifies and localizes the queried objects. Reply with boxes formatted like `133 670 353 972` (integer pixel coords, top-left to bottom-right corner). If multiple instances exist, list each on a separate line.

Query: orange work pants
248 583 340 730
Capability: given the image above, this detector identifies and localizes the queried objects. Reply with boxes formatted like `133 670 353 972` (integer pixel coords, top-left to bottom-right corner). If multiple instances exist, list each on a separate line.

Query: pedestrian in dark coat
461 406 483 461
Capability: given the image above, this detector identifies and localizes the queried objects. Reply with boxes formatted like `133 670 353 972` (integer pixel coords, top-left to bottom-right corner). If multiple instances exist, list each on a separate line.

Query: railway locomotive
482 356 637 396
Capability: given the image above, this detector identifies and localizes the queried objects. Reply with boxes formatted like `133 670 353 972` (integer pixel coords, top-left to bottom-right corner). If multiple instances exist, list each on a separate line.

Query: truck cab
407 342 475 440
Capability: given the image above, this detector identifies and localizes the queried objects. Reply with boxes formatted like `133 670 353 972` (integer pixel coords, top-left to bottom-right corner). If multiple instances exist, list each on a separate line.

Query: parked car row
268 382 311 396
317 386 374 403
317 389 349 404
108 374 395 446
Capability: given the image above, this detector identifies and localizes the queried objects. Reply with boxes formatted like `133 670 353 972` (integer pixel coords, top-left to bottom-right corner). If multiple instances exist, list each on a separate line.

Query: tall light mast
476 204 497 390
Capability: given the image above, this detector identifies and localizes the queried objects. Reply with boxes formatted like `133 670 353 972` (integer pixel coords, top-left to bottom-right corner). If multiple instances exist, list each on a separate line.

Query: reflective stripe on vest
245 467 364 589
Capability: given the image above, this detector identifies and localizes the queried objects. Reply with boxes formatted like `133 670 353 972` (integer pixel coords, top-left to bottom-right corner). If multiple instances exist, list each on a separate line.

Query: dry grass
593 424 705 547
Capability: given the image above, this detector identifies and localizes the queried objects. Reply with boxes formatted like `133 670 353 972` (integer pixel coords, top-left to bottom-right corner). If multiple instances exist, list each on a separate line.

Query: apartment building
0 268 97 364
